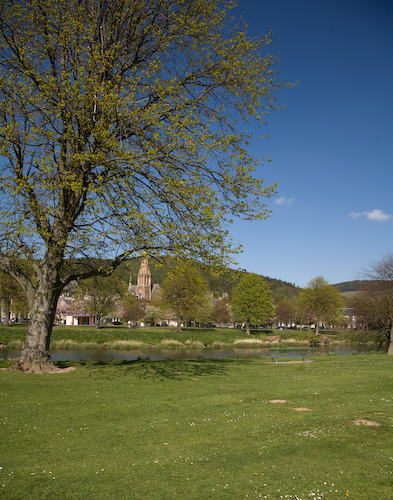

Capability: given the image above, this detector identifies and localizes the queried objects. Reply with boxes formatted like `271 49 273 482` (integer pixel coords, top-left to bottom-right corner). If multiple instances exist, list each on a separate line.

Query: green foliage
231 273 274 333
333 280 364 293
0 0 289 368
144 305 164 326
262 276 300 302
161 263 211 329
297 276 344 333
202 270 300 302
0 270 29 323
118 295 147 323
1 356 393 499
0 0 286 273
115 258 170 287
211 298 232 325
75 274 126 325
67 258 300 305
275 299 296 325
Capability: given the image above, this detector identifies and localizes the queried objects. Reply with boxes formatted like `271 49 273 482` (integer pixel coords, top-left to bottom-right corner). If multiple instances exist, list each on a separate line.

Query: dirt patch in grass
269 399 287 403
352 419 381 427
293 407 311 411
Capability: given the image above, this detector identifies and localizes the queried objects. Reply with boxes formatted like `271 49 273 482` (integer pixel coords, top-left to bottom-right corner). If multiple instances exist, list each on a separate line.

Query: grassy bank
0 324 371 351
1 355 393 499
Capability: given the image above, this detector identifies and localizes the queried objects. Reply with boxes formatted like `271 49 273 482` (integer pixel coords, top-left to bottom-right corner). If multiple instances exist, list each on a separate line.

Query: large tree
161 262 210 331
297 276 344 335
0 0 287 372
231 273 274 334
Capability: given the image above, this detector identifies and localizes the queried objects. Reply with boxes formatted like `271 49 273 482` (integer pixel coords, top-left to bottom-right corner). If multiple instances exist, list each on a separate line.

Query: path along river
0 344 379 362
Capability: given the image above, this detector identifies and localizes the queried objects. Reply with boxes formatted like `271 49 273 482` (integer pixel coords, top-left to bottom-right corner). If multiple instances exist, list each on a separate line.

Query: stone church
128 258 160 301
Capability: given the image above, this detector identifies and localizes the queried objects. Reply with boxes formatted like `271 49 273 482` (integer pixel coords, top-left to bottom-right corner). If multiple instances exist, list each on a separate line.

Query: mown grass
1 355 392 499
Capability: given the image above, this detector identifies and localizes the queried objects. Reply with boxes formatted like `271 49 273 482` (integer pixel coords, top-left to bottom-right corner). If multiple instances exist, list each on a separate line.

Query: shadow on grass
55 358 249 380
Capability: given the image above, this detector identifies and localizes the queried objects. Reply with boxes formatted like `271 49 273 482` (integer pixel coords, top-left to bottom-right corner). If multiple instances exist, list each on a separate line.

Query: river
0 343 380 362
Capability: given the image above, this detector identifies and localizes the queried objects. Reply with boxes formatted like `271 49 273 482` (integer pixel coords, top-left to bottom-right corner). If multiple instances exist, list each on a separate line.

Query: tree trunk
3 301 10 327
246 323 251 335
12 268 63 373
388 324 393 355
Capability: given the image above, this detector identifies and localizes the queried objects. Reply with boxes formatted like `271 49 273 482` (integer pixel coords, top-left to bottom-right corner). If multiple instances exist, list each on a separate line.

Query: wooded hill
332 281 363 293
114 259 300 304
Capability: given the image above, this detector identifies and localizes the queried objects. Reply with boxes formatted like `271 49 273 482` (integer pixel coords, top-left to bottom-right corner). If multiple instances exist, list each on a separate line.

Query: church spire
137 257 152 301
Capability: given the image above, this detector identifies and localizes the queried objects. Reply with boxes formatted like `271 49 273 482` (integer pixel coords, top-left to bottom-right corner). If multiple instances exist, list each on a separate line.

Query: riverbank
0 324 381 351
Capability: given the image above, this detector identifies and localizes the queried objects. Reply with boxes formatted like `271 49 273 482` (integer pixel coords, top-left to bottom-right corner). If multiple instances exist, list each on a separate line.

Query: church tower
137 257 152 301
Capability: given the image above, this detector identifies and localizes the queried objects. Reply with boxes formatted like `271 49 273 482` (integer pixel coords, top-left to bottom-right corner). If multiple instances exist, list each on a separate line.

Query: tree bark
388 324 393 355
12 261 64 373
3 301 10 327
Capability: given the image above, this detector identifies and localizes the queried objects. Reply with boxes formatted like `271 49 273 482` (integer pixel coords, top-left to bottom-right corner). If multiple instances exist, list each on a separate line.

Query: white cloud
367 209 392 221
275 196 295 206
349 211 366 218
349 209 392 221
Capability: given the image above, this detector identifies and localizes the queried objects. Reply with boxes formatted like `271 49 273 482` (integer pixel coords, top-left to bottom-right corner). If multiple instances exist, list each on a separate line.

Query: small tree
144 305 164 326
231 273 274 335
161 263 210 331
194 303 213 327
55 298 75 324
351 253 393 354
275 299 296 327
0 271 28 325
212 298 232 326
297 276 344 334
75 275 126 328
294 298 313 330
118 295 147 325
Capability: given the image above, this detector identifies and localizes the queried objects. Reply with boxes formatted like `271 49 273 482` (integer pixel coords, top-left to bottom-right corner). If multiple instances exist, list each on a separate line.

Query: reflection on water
0 343 380 362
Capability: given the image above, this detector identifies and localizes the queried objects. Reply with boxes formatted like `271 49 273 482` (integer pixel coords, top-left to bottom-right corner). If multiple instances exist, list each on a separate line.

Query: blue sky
227 0 393 287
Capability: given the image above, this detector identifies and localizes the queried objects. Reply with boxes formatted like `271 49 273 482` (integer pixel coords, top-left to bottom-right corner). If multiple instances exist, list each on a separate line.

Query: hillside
333 281 363 293
117 259 301 303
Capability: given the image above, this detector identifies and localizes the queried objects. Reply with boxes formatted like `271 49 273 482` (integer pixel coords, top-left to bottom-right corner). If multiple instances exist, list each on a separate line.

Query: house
65 314 96 326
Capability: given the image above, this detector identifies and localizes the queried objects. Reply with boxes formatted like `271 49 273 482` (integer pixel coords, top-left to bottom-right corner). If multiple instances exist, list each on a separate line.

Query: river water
0 344 379 362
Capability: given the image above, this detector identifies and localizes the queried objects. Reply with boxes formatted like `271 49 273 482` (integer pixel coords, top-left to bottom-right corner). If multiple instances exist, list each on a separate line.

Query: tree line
0 260 344 335
3 254 393 353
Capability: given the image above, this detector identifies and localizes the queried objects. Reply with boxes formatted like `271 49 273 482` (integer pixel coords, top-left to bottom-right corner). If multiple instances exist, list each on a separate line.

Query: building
128 258 160 301
65 314 95 326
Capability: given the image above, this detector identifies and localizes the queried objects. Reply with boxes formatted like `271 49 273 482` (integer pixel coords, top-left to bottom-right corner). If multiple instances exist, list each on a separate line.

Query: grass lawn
1 355 392 499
